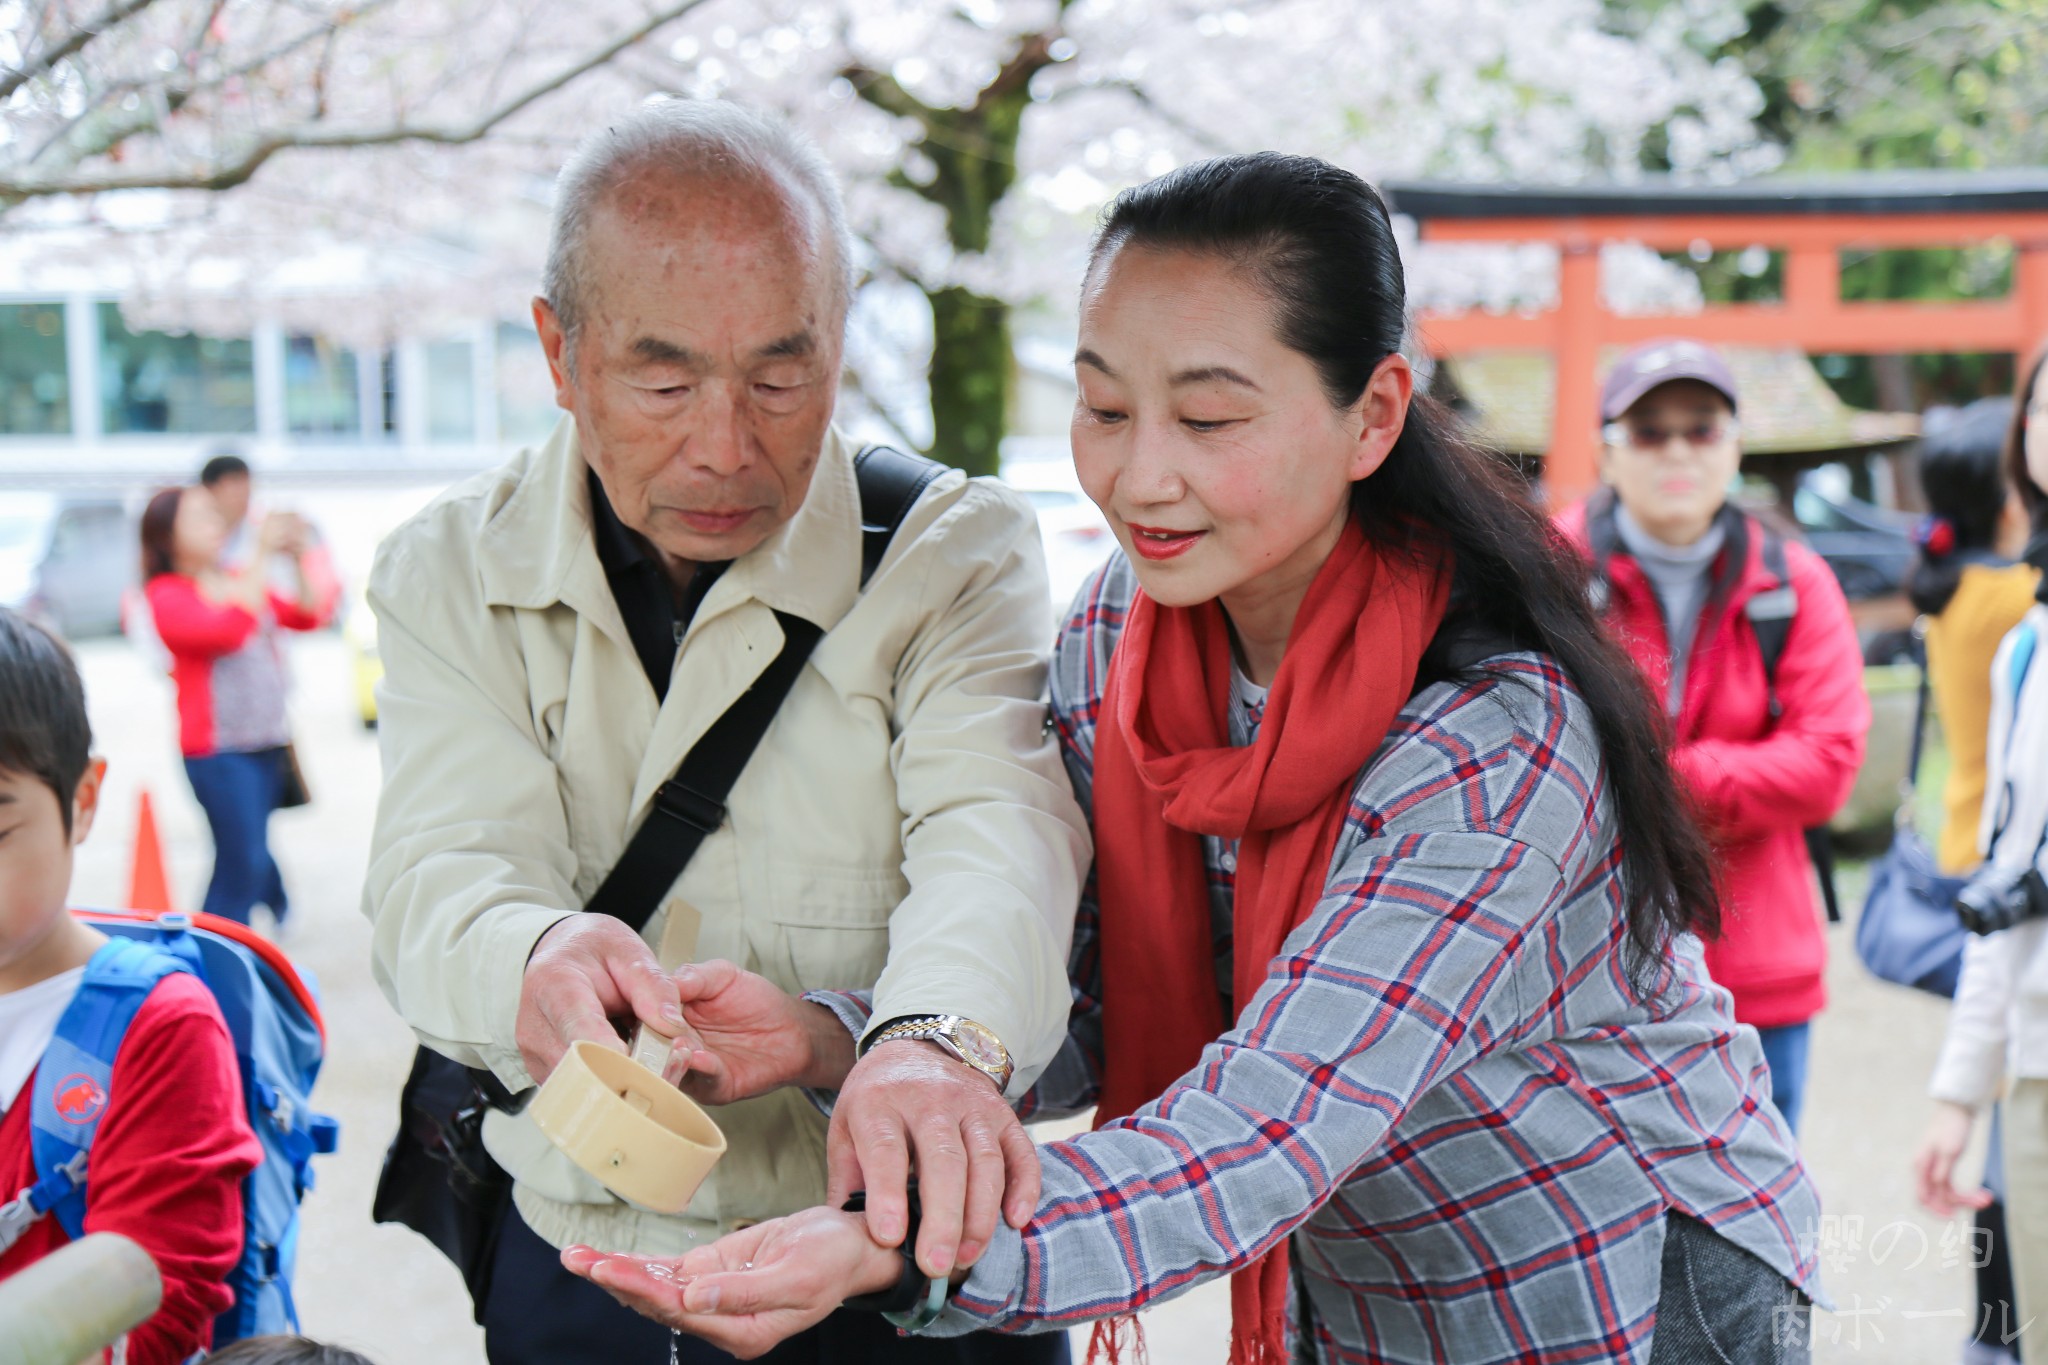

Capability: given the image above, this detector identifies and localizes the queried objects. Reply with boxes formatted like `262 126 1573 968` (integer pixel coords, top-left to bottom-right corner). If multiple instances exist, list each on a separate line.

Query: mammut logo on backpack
51 1074 106 1125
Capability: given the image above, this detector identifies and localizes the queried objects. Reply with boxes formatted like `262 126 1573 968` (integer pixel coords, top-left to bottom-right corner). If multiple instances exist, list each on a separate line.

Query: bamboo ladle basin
527 901 727 1213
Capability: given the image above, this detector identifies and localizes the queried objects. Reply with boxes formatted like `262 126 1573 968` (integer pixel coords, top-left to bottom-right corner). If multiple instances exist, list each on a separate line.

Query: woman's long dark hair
1091 153 1719 989
2009 348 2048 527
139 486 183 580
1908 398 2019 616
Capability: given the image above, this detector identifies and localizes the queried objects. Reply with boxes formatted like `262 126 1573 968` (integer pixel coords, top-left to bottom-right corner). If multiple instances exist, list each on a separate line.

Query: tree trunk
847 28 1056 476
926 286 1011 478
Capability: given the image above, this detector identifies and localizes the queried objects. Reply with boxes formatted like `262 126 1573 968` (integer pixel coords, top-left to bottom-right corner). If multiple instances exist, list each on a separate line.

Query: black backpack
1585 496 1842 924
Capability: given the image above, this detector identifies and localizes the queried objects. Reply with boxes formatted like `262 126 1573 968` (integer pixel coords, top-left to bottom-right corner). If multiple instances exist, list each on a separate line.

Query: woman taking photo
1916 351 2048 1365
568 155 1820 1364
141 485 327 927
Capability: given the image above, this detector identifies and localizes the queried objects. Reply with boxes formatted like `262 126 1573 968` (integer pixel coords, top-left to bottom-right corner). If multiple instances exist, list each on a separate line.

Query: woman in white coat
1916 348 2048 1364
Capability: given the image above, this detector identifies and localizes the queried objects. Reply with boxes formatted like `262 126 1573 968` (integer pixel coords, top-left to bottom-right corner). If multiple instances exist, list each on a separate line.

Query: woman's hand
205 563 270 615
664 960 856 1103
1913 1099 1993 1218
255 511 291 555
561 1207 903 1359
256 510 309 556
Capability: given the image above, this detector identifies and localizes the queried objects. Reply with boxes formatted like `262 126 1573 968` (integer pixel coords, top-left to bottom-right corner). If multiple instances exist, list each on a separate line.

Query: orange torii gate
1383 172 2048 506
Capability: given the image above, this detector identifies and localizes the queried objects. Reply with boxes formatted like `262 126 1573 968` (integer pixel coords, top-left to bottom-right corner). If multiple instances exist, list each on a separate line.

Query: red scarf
1088 521 1451 1365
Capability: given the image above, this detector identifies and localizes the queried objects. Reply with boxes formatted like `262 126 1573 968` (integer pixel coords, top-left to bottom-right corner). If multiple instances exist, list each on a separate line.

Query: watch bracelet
861 1015 1010 1090
859 1013 945 1057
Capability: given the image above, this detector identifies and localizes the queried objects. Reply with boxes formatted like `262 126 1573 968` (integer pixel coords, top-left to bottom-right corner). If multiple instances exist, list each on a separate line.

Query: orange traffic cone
127 790 175 913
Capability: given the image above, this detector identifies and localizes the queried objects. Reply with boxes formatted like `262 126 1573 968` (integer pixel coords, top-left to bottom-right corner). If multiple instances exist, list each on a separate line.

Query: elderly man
363 100 1086 1365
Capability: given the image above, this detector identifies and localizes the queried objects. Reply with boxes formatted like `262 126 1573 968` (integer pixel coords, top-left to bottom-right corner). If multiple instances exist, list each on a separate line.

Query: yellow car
344 590 382 728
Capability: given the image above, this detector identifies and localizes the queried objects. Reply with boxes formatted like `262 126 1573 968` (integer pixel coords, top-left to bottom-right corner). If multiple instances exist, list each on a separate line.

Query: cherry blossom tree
650 0 1775 470
0 0 709 205
1 0 1776 473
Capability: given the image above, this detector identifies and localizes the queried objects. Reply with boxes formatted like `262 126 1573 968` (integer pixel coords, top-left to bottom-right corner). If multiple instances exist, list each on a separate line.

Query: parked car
1788 471 1915 602
0 492 133 639
344 588 382 729
1000 453 1115 610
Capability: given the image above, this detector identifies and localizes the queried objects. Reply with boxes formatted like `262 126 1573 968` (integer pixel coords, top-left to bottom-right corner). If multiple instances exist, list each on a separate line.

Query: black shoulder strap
1739 525 1840 924
1804 827 1842 925
1584 488 1620 614
854 444 946 588
581 608 823 928
1745 525 1798 709
1904 620 1934 794
582 444 945 930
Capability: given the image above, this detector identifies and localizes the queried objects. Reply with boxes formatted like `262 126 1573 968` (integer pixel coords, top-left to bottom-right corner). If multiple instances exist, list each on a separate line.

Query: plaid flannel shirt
819 554 1821 1363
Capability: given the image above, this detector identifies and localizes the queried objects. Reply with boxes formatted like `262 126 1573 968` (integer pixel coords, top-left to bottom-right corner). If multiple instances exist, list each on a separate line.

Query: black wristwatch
839 1181 947 1327
839 1183 925 1313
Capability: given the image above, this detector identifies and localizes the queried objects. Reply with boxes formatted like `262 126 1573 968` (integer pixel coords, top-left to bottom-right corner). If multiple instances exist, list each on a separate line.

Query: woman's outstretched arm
571 818 1571 1348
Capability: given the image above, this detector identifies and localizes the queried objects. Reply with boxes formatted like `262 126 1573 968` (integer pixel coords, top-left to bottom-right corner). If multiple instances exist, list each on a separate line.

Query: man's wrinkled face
535 169 844 573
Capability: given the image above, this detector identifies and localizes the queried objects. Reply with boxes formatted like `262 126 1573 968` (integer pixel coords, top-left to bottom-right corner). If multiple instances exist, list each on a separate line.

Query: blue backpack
6 910 338 1345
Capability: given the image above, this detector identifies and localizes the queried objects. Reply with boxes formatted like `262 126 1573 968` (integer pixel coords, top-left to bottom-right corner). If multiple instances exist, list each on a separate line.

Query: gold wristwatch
864 1014 1014 1092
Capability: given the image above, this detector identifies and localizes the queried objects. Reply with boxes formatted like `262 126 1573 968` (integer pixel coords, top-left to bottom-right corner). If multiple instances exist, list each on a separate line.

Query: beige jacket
362 419 1089 1255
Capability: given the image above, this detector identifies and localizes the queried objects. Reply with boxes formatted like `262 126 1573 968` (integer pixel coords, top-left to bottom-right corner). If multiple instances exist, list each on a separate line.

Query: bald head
529 104 852 581
542 99 855 370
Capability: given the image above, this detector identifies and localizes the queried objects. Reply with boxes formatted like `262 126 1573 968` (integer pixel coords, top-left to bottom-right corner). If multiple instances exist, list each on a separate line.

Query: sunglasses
1602 415 1740 452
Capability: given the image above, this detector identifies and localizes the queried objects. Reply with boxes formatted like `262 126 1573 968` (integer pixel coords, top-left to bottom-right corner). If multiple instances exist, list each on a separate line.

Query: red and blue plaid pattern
925 555 1822 1363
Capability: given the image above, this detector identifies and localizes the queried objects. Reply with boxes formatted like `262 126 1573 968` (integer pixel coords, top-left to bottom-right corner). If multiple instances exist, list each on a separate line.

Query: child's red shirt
0 971 262 1363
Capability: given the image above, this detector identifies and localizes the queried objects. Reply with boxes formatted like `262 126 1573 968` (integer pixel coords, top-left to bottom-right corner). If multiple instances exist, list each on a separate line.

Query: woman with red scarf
566 155 1820 1364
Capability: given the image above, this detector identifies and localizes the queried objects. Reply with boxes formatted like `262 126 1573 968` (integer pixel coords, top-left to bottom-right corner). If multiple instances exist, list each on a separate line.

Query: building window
284 335 361 438
98 303 255 434
0 302 71 435
425 339 475 442
496 321 558 446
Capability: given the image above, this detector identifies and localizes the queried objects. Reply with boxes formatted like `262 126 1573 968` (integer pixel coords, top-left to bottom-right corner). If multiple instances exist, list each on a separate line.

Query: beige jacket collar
474 416 866 639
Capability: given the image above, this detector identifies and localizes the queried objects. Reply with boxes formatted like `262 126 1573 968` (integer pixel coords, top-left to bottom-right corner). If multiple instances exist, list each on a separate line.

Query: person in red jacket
139 485 329 927
0 606 261 1364
1558 338 1870 1134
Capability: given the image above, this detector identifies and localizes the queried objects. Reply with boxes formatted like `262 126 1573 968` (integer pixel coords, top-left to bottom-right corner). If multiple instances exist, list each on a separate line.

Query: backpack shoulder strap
1741 526 1843 923
1745 523 1799 696
1985 619 2043 859
853 444 947 589
1583 488 1621 614
26 937 190 1242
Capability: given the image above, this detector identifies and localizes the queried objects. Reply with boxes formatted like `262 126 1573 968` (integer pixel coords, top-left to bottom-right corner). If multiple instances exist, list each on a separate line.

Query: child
0 606 261 1363
206 1335 377 1365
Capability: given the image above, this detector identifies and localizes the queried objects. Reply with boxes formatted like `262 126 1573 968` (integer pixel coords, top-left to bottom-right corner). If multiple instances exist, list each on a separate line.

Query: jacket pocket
767 862 904 994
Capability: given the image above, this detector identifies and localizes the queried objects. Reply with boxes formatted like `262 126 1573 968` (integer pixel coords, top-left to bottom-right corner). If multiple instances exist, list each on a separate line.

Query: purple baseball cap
1599 339 1740 422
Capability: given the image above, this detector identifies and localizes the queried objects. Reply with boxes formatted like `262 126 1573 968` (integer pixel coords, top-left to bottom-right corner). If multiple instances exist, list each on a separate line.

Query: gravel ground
60 625 1992 1365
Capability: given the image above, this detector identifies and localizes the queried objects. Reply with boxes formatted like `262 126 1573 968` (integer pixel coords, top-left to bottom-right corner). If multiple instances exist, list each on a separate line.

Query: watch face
953 1019 1008 1071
